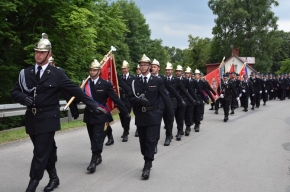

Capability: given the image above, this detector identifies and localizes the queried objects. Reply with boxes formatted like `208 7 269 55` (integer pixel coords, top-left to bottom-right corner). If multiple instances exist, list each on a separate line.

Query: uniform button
50 85 51 86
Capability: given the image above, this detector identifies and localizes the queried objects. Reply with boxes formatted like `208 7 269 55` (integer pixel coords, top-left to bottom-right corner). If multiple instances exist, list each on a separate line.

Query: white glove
215 95 218 99
236 97 240 102
271 90 273 92
259 90 262 94
265 90 267 93
242 89 246 93
239 94 242 97
252 94 255 96
220 94 224 98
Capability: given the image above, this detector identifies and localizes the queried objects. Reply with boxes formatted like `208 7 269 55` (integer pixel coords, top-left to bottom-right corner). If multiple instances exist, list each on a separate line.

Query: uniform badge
98 81 101 84
47 70 50 74
30 69 34 74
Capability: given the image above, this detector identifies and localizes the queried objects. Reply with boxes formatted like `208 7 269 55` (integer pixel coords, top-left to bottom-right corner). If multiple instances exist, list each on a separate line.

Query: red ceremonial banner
100 54 119 114
205 68 220 96
228 63 235 73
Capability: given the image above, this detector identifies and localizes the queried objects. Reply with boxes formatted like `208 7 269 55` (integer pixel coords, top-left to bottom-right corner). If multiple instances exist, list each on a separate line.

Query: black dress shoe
242 109 245 111
44 168 60 192
25 179 39 192
230 110 234 114
185 127 191 136
176 134 181 141
135 130 139 137
251 106 255 110
215 110 218 114
122 135 128 142
106 138 114 146
245 109 248 112
164 137 171 146
87 155 102 173
223 116 228 122
142 161 152 179
194 124 200 132
209 107 214 110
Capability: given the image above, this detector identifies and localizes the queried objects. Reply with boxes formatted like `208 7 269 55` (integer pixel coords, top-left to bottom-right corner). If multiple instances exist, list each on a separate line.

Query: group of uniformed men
10 33 290 192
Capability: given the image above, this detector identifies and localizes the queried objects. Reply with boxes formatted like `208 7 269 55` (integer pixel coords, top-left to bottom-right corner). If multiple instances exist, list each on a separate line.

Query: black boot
164 136 171 146
135 130 139 137
44 168 60 192
142 161 152 179
224 116 228 122
87 155 102 173
176 130 182 141
194 124 200 132
25 179 39 192
105 136 114 146
185 126 191 136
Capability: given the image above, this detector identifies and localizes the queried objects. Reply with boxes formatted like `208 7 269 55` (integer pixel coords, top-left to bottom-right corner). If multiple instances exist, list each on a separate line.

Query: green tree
183 35 212 73
277 59 290 74
116 0 151 67
208 0 280 72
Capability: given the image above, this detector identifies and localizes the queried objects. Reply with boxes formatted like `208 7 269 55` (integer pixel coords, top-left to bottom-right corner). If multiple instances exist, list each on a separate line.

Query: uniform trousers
184 105 194 127
193 97 203 125
137 125 159 161
29 132 55 180
262 92 268 103
163 108 176 137
119 104 131 134
86 123 105 156
175 105 186 132
241 94 249 109
222 99 231 116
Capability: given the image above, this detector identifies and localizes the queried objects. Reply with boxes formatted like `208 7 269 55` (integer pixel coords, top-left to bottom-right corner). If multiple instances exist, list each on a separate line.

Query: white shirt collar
91 77 99 84
141 73 151 82
35 63 49 78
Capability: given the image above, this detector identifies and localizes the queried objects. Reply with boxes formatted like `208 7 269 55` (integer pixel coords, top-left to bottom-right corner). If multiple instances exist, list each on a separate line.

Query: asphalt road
0 99 290 192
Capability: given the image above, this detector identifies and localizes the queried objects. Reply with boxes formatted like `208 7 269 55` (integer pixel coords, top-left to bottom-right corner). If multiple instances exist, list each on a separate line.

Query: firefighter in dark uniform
249 72 262 109
151 59 183 147
229 72 239 114
239 75 253 112
83 59 129 173
136 64 141 78
268 74 274 100
175 65 197 137
193 69 209 131
130 54 173 179
165 62 194 141
218 74 237 122
11 33 106 192
261 74 270 105
119 60 135 141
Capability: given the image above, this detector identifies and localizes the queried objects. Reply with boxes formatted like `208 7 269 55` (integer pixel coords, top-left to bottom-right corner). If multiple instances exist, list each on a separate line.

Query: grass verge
0 113 121 145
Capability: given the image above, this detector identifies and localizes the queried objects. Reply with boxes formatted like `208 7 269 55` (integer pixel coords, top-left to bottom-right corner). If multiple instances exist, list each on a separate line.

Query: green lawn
0 113 123 144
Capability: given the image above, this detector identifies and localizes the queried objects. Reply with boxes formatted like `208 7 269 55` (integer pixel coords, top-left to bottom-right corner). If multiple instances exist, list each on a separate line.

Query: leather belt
27 105 58 115
141 106 159 112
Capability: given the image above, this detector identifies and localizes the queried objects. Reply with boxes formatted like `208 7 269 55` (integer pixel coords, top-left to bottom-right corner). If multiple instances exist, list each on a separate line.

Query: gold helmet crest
165 62 173 70
151 59 160 66
138 54 151 63
89 59 101 69
194 69 201 74
121 60 130 68
176 65 183 71
185 66 192 73
34 33 52 52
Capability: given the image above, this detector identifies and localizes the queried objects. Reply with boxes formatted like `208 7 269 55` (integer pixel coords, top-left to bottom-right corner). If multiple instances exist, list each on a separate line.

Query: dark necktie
36 66 42 82
167 77 170 82
144 77 148 87
123 74 126 80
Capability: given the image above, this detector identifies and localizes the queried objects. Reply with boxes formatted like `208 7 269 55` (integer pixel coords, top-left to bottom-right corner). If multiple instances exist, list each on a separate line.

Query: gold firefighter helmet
89 59 101 69
176 65 183 71
194 69 201 74
121 60 130 68
151 59 160 66
165 62 173 70
185 66 192 73
138 54 151 63
48 56 54 63
34 33 52 52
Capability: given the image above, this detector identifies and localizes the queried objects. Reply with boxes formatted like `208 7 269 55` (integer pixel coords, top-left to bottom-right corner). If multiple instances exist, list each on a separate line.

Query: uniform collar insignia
30 69 34 74
47 70 50 74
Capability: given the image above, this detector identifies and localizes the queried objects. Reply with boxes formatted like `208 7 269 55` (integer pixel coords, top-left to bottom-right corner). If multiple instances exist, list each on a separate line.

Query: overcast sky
133 0 290 49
